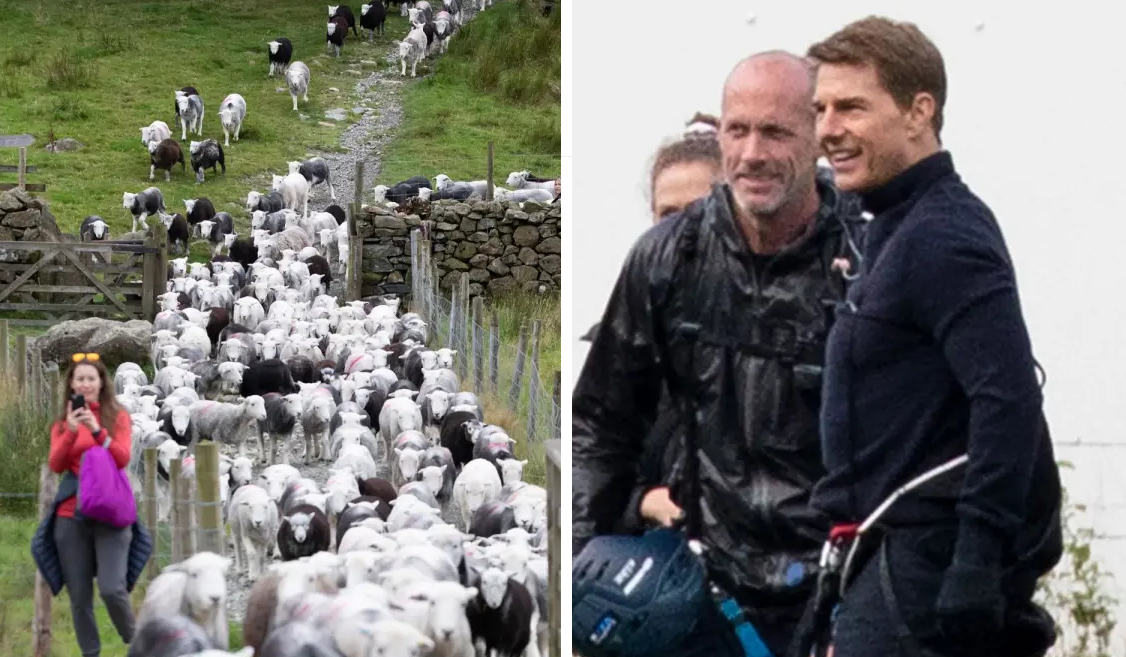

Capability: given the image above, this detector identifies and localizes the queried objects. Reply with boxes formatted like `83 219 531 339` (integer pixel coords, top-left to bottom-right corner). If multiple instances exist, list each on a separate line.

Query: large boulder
35 318 153 369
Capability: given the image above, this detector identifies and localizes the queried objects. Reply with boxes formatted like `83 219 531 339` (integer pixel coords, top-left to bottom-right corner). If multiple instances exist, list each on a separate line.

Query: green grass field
0 0 561 236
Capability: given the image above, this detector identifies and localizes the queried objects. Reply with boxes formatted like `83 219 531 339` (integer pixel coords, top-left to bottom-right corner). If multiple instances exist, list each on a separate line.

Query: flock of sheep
76 6 553 656
110 272 548 657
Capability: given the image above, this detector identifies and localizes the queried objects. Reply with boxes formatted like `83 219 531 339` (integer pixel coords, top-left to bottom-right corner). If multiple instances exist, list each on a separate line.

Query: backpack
77 445 137 528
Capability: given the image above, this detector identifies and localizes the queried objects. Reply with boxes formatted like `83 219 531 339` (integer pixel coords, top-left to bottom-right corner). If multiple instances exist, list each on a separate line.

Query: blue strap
718 597 774 657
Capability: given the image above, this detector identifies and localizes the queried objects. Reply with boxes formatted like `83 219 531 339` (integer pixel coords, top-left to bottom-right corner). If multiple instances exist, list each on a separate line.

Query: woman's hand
77 408 100 433
640 486 684 527
65 403 81 432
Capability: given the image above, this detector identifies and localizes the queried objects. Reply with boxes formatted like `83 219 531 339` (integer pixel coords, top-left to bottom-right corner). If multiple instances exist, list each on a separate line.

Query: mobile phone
70 393 86 410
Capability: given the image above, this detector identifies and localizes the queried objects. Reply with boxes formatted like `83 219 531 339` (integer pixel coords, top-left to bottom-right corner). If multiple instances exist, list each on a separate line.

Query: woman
647 112 723 223
45 353 137 657
580 112 724 346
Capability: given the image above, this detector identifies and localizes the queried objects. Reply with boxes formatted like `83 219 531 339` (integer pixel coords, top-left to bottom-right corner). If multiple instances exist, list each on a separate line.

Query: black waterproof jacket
572 175 866 607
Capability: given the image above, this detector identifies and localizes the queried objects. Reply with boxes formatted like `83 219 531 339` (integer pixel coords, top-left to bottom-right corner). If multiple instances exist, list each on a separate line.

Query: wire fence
408 226 560 483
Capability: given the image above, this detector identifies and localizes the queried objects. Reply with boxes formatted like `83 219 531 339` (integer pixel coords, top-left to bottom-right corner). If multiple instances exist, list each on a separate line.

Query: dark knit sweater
811 151 1044 568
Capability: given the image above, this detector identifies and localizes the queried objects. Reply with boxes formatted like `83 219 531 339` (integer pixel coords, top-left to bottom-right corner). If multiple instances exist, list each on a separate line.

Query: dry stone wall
355 197 562 298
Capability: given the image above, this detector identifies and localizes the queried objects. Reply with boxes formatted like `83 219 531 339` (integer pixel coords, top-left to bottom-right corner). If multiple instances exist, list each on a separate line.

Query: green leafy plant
1036 460 1119 657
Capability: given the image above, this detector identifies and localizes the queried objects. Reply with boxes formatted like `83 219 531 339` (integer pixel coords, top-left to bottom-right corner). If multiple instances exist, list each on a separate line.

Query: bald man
572 51 867 657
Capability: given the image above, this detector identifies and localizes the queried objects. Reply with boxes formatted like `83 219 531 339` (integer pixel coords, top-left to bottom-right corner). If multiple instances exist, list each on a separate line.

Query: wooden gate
0 234 167 327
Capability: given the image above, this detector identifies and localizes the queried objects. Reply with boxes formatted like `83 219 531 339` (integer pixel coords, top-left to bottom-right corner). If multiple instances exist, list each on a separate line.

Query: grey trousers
54 516 136 657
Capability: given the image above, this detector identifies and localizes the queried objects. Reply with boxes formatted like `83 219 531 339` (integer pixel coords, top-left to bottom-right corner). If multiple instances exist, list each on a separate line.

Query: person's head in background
718 51 821 250
648 112 723 223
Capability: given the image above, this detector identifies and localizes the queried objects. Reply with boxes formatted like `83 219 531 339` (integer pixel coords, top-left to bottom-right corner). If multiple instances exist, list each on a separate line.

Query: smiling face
814 62 924 193
70 363 102 399
718 55 820 219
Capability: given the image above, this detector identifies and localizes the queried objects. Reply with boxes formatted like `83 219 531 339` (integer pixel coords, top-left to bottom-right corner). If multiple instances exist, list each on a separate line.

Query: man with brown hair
803 16 1063 657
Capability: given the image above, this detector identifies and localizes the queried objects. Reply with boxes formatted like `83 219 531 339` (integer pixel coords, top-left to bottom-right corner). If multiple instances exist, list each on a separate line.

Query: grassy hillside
376 0 561 186
0 0 406 234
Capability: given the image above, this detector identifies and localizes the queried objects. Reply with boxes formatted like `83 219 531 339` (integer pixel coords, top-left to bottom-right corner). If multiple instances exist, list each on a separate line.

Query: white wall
572 1 1126 652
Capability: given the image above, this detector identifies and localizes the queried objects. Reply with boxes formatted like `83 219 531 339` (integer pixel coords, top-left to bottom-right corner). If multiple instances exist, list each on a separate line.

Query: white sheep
395 579 478 657
189 396 268 457
399 21 428 77
286 61 311 112
136 551 232 649
217 93 247 147
454 458 503 529
229 483 279 580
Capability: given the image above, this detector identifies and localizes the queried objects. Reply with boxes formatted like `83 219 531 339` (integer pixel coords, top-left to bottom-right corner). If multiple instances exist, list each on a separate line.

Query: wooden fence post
471 296 483 391
19 147 27 191
47 369 59 413
420 238 432 321
410 229 421 314
486 141 495 202
509 322 529 409
33 464 57 657
141 234 156 320
30 345 42 399
457 273 470 380
348 160 365 301
169 458 184 564
143 447 159 582
545 440 561 657
154 221 169 304
195 442 224 555
15 333 26 393
0 318 9 379
551 370 561 442
525 320 542 441
489 312 500 396
448 275 460 350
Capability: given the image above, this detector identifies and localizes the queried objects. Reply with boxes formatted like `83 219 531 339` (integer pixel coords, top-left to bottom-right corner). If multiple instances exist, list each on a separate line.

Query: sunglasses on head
71 353 100 363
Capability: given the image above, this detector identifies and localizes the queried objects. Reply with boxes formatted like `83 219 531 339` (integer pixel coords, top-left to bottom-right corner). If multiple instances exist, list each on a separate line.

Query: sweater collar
858 150 954 216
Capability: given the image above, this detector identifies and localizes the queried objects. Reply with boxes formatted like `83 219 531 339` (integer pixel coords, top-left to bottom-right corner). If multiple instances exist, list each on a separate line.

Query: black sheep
305 254 332 287
258 392 301 464
189 139 225 184
377 176 432 203
330 4 359 36
240 358 298 397
252 190 286 213
468 501 518 538
404 349 428 387
168 212 190 255
335 498 391 550
360 1 386 39
148 138 185 182
158 405 193 447
184 197 216 226
440 409 480 468
357 477 397 504
267 37 293 77
326 15 349 57
206 308 231 355
229 236 256 270
363 387 389 428
174 291 192 310
467 576 536 657
126 614 213 657
389 379 418 395
287 356 316 384
79 215 109 242
277 503 330 560
218 323 254 346
316 358 337 383
324 204 346 225
383 342 414 378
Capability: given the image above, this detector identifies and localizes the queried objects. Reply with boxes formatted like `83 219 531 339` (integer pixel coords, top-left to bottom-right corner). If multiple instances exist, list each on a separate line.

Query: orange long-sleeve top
48 400 132 519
